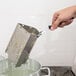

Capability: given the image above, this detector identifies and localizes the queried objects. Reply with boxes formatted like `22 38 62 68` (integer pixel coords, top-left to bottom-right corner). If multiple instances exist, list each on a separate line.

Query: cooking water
2 69 35 76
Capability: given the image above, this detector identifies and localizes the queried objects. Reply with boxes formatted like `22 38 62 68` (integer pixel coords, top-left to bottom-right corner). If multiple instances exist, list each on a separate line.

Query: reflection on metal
6 23 41 67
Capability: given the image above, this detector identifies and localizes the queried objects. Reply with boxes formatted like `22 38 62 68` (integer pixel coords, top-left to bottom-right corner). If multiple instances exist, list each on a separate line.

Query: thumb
51 17 62 30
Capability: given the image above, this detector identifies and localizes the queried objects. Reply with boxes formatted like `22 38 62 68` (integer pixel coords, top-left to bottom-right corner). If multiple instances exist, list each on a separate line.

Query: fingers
65 19 73 25
52 13 59 24
58 22 65 28
51 17 73 30
58 19 73 27
51 17 62 30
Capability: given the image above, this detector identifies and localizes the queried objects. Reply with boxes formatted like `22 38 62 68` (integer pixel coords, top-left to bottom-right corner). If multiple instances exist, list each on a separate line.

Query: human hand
50 6 76 30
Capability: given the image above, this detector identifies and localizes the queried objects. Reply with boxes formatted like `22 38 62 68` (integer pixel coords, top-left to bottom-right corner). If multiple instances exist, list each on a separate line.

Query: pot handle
40 67 51 76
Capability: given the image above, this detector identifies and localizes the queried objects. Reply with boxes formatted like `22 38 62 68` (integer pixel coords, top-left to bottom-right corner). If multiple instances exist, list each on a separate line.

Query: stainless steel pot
0 56 51 76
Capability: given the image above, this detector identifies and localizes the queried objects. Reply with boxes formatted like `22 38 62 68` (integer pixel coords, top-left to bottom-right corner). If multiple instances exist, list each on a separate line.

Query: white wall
0 0 76 67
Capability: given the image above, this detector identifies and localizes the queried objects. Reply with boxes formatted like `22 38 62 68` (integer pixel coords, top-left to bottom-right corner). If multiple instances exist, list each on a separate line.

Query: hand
50 6 76 30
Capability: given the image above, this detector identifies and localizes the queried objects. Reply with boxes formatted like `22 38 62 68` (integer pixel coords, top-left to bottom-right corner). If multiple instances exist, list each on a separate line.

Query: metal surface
41 66 75 76
6 23 40 67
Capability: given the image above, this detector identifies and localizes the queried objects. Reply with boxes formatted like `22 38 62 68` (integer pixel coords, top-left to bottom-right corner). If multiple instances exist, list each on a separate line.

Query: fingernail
51 27 55 31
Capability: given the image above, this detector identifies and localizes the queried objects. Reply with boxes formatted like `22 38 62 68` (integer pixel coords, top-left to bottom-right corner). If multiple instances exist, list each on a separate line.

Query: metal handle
40 67 51 76
48 25 51 29
37 31 42 38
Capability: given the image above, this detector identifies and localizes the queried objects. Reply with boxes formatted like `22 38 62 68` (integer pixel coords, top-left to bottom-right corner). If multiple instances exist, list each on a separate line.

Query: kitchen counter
41 66 75 76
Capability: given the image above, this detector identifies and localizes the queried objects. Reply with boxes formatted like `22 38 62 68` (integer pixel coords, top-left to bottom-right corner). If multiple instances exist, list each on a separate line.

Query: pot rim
0 58 42 75
27 58 42 75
